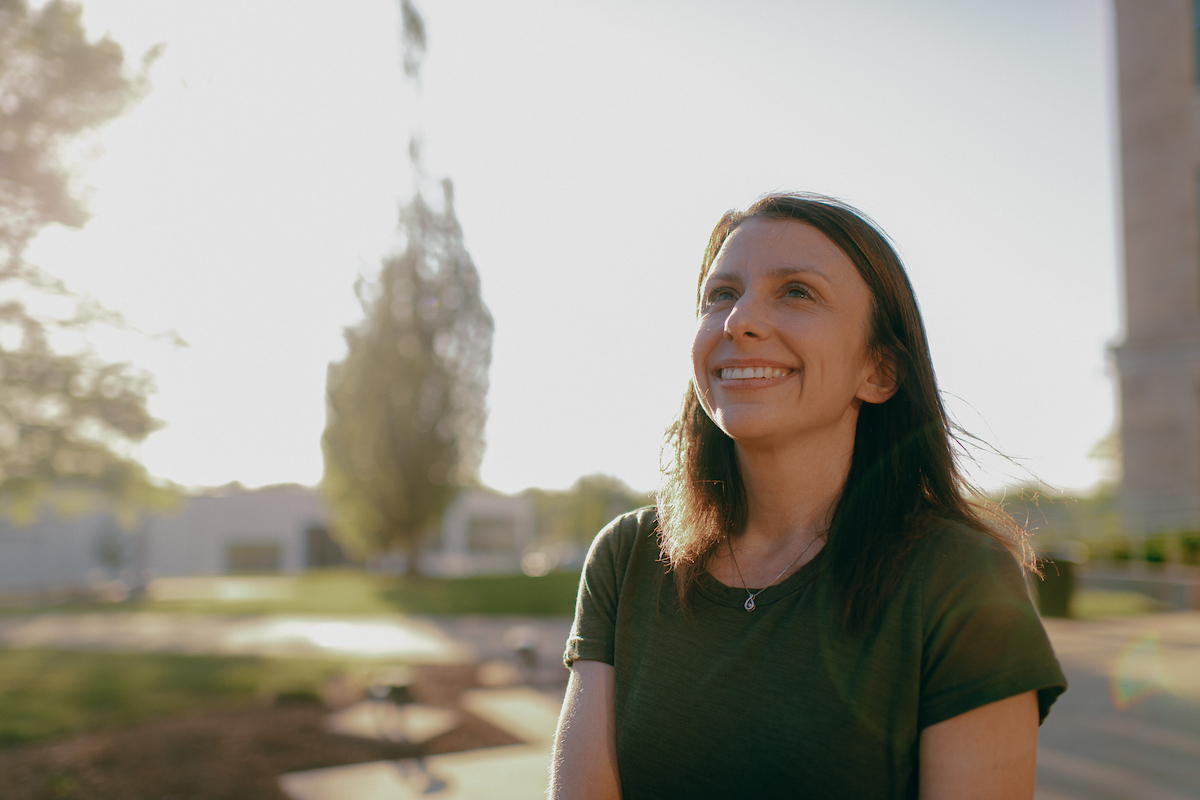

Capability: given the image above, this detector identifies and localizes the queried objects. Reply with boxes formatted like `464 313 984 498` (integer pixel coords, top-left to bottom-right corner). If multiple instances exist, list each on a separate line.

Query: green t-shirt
564 507 1067 800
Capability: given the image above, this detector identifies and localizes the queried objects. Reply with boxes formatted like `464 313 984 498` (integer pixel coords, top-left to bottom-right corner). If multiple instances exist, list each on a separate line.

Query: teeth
720 367 790 380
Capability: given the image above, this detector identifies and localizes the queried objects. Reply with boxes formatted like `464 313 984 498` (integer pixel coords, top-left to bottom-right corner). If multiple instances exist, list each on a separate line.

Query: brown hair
656 192 1032 629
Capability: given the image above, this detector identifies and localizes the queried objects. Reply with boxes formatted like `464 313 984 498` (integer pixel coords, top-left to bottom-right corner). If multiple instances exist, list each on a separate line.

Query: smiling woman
550 193 1067 800
691 218 887 458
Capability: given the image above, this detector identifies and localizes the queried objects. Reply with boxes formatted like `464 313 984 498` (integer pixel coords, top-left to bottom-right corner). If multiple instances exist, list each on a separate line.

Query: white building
0 508 116 595
387 488 537 577
147 483 326 576
0 484 536 595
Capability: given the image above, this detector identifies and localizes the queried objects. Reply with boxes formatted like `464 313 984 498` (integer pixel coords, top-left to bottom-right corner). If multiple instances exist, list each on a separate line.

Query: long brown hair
656 192 1032 629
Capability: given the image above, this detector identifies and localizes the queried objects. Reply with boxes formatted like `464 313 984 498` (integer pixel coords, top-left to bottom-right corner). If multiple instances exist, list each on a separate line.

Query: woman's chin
713 413 789 445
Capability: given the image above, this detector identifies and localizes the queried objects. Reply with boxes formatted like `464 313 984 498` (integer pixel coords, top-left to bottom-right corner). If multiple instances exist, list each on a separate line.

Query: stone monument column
1112 0 1200 532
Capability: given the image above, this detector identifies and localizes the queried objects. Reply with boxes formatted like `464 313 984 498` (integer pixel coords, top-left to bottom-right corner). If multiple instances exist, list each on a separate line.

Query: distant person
550 193 1066 799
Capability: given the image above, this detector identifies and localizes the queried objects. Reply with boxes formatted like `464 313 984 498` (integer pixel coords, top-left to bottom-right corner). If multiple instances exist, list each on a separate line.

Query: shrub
1144 535 1168 563
1181 533 1200 566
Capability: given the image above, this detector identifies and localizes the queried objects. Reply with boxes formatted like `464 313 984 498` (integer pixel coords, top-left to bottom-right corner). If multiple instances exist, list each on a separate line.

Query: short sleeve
918 528 1067 729
563 513 635 668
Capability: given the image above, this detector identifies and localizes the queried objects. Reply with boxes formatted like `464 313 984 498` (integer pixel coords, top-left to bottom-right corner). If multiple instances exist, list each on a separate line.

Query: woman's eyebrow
704 270 740 286
704 265 832 286
768 265 830 282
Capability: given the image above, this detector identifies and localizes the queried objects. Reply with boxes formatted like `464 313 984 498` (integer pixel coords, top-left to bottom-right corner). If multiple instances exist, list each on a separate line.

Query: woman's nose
723 294 768 341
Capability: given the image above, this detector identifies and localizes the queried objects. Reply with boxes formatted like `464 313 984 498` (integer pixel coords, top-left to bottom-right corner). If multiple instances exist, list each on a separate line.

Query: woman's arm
549 660 621 800
919 690 1039 800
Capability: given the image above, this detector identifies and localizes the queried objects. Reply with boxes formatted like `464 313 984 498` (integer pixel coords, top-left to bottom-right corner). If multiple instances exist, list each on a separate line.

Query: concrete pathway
0 612 473 662
279 745 550 800
426 615 573 686
4 608 1195 797
279 687 562 800
280 613 1200 800
324 701 463 745
1036 612 1200 800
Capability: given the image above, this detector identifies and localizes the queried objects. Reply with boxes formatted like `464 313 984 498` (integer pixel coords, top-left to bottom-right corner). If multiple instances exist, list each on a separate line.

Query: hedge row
1081 533 1200 565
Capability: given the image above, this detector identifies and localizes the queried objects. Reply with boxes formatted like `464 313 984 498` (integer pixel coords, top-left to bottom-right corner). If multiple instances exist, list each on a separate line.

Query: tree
322 0 492 572
0 0 167 522
322 178 493 570
524 475 653 547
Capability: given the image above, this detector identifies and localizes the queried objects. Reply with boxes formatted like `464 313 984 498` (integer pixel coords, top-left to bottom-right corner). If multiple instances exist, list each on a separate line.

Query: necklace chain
727 535 821 612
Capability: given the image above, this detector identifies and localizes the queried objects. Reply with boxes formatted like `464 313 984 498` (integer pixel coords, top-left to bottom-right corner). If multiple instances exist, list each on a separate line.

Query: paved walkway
280 687 561 800
1036 612 1200 800
0 612 475 662
2 609 1196 797
280 744 551 800
0 612 574 667
281 612 1200 799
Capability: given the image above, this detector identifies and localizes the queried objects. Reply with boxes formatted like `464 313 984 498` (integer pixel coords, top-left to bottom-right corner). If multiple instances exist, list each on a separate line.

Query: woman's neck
706 410 860 588
734 421 856 557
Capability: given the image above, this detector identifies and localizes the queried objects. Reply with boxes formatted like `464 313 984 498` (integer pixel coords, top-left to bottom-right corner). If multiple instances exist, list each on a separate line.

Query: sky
28 0 1121 497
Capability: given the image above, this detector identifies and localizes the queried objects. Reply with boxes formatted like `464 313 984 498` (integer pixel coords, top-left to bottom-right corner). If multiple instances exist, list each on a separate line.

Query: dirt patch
0 665 530 800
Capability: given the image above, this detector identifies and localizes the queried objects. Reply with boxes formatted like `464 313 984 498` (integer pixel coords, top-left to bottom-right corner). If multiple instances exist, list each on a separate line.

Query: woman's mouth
718 367 793 380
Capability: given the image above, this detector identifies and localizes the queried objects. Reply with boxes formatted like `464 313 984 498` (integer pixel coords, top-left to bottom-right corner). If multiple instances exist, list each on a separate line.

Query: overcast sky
30 0 1120 496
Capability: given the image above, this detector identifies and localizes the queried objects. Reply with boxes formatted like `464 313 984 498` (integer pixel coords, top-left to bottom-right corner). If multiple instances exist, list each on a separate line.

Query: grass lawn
3 569 582 617
6 572 1181 620
0 649 350 748
0 584 1171 750
1072 589 1166 618
383 571 581 615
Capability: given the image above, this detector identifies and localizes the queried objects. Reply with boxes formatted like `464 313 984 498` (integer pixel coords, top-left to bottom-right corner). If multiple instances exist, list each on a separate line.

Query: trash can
1036 541 1088 618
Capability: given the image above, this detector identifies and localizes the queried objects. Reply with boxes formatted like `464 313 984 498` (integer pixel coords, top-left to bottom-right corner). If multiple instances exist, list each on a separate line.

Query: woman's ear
856 351 900 405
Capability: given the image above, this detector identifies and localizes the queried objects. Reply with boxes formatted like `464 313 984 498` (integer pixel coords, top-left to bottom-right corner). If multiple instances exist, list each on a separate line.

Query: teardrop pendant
744 595 756 611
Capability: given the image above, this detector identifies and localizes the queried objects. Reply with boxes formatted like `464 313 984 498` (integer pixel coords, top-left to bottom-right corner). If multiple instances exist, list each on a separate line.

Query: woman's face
691 217 890 449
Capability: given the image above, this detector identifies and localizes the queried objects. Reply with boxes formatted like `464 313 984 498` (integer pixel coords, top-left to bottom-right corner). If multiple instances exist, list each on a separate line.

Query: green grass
0 570 583 748
0 649 350 748
382 571 581 615
139 571 404 616
1072 589 1165 618
1 569 582 617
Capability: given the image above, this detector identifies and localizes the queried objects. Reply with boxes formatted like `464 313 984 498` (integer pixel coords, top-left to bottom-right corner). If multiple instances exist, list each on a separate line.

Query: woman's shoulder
904 515 1065 726
910 514 1024 566
584 506 661 568
905 515 1033 600
602 505 660 538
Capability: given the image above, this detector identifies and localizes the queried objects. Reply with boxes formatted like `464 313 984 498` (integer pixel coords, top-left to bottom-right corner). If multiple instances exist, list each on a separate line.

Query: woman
550 193 1067 799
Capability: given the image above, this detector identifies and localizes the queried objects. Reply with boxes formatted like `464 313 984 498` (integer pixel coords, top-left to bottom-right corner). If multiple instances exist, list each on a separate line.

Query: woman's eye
785 284 812 299
706 287 736 305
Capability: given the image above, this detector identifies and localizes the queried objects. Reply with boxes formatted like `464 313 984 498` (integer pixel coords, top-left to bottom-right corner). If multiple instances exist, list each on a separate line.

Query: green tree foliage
0 0 167 521
323 178 493 569
525 475 652 547
323 0 492 571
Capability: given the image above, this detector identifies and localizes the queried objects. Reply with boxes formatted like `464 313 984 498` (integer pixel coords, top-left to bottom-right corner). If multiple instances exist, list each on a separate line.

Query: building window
467 517 516 553
305 525 346 568
227 543 282 572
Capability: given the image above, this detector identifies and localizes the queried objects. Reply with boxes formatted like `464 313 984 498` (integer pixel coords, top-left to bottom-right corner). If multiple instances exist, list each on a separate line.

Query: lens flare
1110 631 1171 711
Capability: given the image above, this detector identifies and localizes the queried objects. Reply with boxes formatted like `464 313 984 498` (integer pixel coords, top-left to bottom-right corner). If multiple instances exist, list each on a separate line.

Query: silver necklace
727 535 821 612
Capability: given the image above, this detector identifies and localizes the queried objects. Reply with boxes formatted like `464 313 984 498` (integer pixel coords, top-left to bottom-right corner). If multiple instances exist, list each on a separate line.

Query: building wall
0 511 114 593
146 484 325 576
1113 0 1200 530
422 488 536 577
0 484 328 592
0 484 537 591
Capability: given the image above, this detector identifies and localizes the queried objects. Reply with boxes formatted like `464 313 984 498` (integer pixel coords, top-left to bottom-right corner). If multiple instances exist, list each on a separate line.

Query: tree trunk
405 537 421 577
